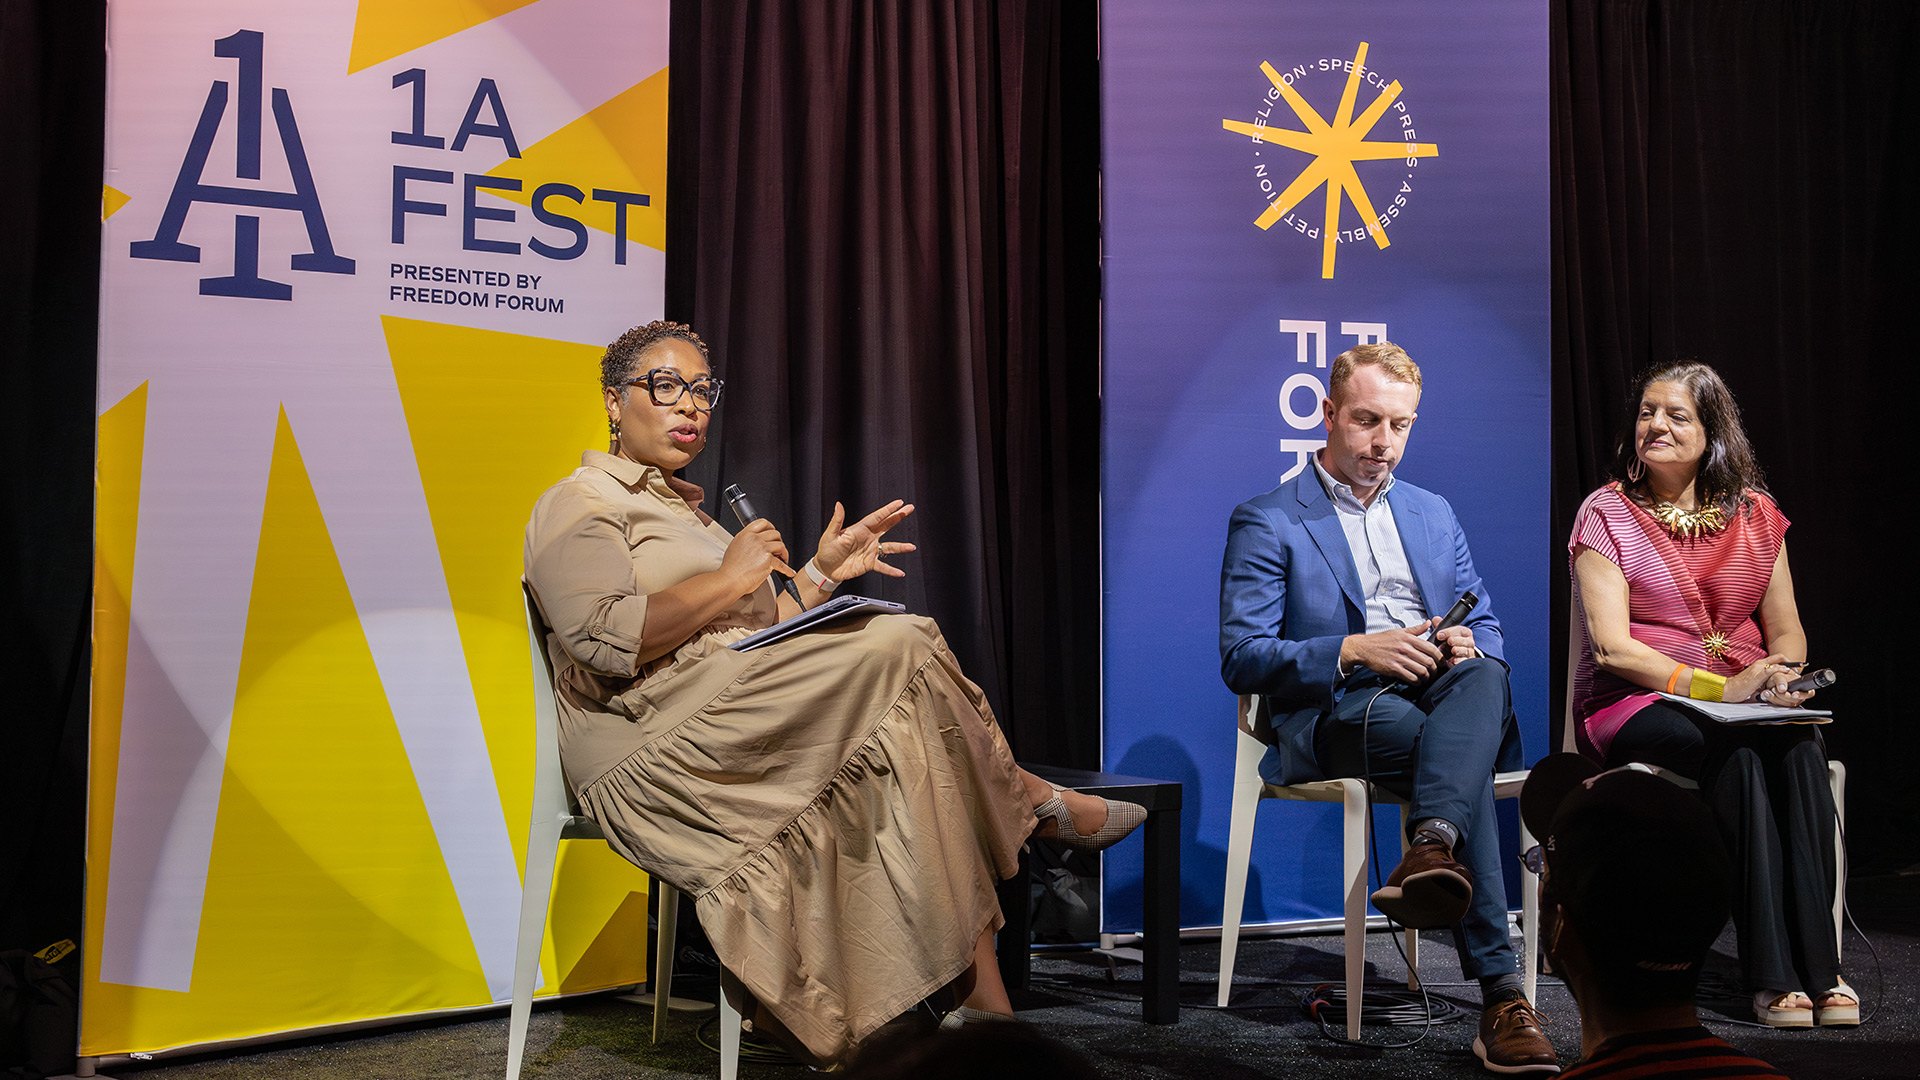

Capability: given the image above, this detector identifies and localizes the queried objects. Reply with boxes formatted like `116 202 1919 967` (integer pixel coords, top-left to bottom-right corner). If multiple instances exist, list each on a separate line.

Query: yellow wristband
1688 670 1727 703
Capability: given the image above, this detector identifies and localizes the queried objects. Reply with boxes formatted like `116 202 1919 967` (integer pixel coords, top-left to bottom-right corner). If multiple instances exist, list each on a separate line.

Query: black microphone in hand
723 484 804 604
1426 591 1478 643
1783 668 1835 694
1386 591 1478 692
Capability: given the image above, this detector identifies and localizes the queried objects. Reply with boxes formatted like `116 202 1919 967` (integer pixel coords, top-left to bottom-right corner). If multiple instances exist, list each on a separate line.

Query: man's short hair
1521 755 1732 1006
1328 341 1422 402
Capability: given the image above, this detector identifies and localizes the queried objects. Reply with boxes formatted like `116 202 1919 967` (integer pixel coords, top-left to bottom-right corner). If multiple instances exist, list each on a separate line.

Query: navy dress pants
1314 658 1516 981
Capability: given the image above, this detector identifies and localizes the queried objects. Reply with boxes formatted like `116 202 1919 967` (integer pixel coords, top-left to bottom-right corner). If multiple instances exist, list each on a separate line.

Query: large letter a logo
130 30 355 300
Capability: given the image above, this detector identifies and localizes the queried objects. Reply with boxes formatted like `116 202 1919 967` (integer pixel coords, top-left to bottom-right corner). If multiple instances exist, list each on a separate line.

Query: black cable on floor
1302 983 1469 1033
1293 682 1444 1051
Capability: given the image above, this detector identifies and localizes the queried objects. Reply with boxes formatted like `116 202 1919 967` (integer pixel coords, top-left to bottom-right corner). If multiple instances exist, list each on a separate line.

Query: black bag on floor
0 940 78 1080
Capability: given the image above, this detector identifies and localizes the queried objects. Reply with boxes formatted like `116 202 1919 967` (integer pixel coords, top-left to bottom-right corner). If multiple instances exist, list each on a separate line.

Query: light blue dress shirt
1310 454 1429 634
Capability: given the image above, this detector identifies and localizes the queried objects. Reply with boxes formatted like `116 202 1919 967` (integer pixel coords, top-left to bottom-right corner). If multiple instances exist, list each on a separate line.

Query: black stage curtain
663 0 1102 766
0 0 1099 952
1553 0 1920 872
0 0 105 948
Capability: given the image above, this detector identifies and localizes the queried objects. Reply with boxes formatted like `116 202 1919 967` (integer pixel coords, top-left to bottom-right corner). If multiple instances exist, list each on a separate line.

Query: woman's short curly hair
601 321 711 391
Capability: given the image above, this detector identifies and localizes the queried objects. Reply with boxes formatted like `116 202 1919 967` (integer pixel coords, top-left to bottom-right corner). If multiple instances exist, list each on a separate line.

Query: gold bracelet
1688 669 1727 703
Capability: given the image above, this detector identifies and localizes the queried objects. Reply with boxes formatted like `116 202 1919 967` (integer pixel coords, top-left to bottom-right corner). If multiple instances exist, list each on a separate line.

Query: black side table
996 766 1182 1024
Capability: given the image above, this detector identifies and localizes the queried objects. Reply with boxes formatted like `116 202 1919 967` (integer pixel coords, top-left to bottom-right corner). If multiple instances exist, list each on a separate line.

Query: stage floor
93 871 1920 1080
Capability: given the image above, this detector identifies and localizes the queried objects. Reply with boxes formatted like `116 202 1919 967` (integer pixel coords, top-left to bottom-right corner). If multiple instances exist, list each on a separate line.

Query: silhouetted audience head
1521 754 1732 1008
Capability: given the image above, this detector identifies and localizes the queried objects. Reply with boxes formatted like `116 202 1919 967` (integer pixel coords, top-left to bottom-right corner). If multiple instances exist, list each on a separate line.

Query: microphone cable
1831 810 1884 1027
1822 733 1881 1027
1303 681 1446 1048
1696 747 1882 1030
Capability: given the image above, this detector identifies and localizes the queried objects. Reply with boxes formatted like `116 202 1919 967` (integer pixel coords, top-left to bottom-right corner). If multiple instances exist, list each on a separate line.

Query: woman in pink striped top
1569 361 1852 1030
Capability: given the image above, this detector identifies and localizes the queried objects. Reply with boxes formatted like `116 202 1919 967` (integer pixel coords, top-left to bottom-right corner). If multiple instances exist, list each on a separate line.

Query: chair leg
507 815 566 1080
1518 814 1539 1003
1829 760 1847 961
1341 781 1368 1040
1398 805 1419 988
718 967 742 1080
1216 779 1263 1007
653 880 680 1045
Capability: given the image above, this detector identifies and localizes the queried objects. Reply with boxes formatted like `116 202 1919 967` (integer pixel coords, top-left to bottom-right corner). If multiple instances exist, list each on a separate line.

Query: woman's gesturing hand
814 500 917 583
721 519 795 595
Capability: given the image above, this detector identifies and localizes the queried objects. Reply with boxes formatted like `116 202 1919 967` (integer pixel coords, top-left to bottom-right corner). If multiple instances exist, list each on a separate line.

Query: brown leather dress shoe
1368 840 1472 928
1473 997 1560 1075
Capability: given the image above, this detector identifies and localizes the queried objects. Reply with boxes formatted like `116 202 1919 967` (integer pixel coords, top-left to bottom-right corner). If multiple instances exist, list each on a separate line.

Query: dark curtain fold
664 0 1101 766
1553 0 1920 872
0 0 105 948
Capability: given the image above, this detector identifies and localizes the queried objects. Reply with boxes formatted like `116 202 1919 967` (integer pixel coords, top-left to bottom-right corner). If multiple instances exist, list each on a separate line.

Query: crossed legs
1315 658 1517 980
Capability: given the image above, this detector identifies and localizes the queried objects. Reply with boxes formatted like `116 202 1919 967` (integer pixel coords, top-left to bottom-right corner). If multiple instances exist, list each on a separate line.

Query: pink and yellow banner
89 0 669 1057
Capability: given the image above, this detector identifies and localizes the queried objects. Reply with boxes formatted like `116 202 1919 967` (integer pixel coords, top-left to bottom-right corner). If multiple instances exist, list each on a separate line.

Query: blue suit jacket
1219 469 1523 785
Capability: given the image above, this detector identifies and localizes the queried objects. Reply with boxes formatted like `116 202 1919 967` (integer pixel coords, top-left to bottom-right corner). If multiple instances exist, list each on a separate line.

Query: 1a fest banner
1098 0 1550 930
88 0 667 1055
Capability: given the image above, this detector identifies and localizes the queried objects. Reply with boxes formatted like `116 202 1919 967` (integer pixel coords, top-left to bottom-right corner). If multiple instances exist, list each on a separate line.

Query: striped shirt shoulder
1561 1026 1789 1079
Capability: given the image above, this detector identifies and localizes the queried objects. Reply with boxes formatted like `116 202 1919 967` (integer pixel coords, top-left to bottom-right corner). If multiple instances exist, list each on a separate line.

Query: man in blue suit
1219 343 1556 1074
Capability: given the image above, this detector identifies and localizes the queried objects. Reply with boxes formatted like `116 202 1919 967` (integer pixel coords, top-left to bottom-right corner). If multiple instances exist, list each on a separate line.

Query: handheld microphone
1783 668 1835 694
1384 591 1479 692
722 484 804 604
1426 591 1478 642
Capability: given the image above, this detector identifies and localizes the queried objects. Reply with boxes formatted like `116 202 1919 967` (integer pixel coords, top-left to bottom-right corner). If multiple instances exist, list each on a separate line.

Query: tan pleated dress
523 450 1033 1063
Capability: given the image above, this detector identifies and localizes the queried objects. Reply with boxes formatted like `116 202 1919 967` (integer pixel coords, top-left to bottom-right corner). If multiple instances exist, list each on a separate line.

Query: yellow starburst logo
1222 42 1439 279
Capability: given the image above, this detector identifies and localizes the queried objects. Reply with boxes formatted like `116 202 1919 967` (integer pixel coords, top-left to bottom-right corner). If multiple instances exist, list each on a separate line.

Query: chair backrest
1234 695 1270 785
523 581 595 833
1240 692 1288 744
1562 585 1695 789
1563 596 1582 754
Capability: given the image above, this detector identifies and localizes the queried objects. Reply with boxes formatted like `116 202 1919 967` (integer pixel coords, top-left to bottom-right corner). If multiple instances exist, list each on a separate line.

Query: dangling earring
608 418 621 438
1626 456 1644 483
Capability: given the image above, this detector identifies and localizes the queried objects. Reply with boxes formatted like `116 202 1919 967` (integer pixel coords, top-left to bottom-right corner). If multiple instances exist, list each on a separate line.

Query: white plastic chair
1561 603 1847 956
1217 694 1537 1039
510 582 742 1080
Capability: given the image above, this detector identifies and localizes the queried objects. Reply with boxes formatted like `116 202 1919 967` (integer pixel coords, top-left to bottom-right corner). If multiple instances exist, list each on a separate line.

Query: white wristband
802 558 837 592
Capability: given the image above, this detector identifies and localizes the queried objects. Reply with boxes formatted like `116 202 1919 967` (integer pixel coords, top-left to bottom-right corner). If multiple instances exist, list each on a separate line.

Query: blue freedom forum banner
1098 0 1549 932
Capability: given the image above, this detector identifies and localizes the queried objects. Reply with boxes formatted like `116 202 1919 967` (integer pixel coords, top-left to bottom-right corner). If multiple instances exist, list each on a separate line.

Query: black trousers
1606 701 1840 993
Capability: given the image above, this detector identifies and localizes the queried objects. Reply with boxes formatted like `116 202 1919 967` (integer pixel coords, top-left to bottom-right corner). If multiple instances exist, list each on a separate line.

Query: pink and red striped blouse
1568 483 1788 759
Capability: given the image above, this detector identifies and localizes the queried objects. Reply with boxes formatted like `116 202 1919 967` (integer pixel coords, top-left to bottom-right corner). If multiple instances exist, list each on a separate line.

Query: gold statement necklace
1641 489 1732 657
1647 498 1727 540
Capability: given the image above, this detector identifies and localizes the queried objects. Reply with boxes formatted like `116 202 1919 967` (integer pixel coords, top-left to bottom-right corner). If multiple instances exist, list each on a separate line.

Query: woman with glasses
523 321 1142 1066
1568 360 1850 1030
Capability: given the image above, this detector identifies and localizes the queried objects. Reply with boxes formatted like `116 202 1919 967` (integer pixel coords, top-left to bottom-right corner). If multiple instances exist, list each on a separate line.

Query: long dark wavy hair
1609 360 1769 516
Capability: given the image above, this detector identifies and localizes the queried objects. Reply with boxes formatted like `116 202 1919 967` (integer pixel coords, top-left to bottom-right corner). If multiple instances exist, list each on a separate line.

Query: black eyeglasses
626 367 724 410
1519 844 1545 876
